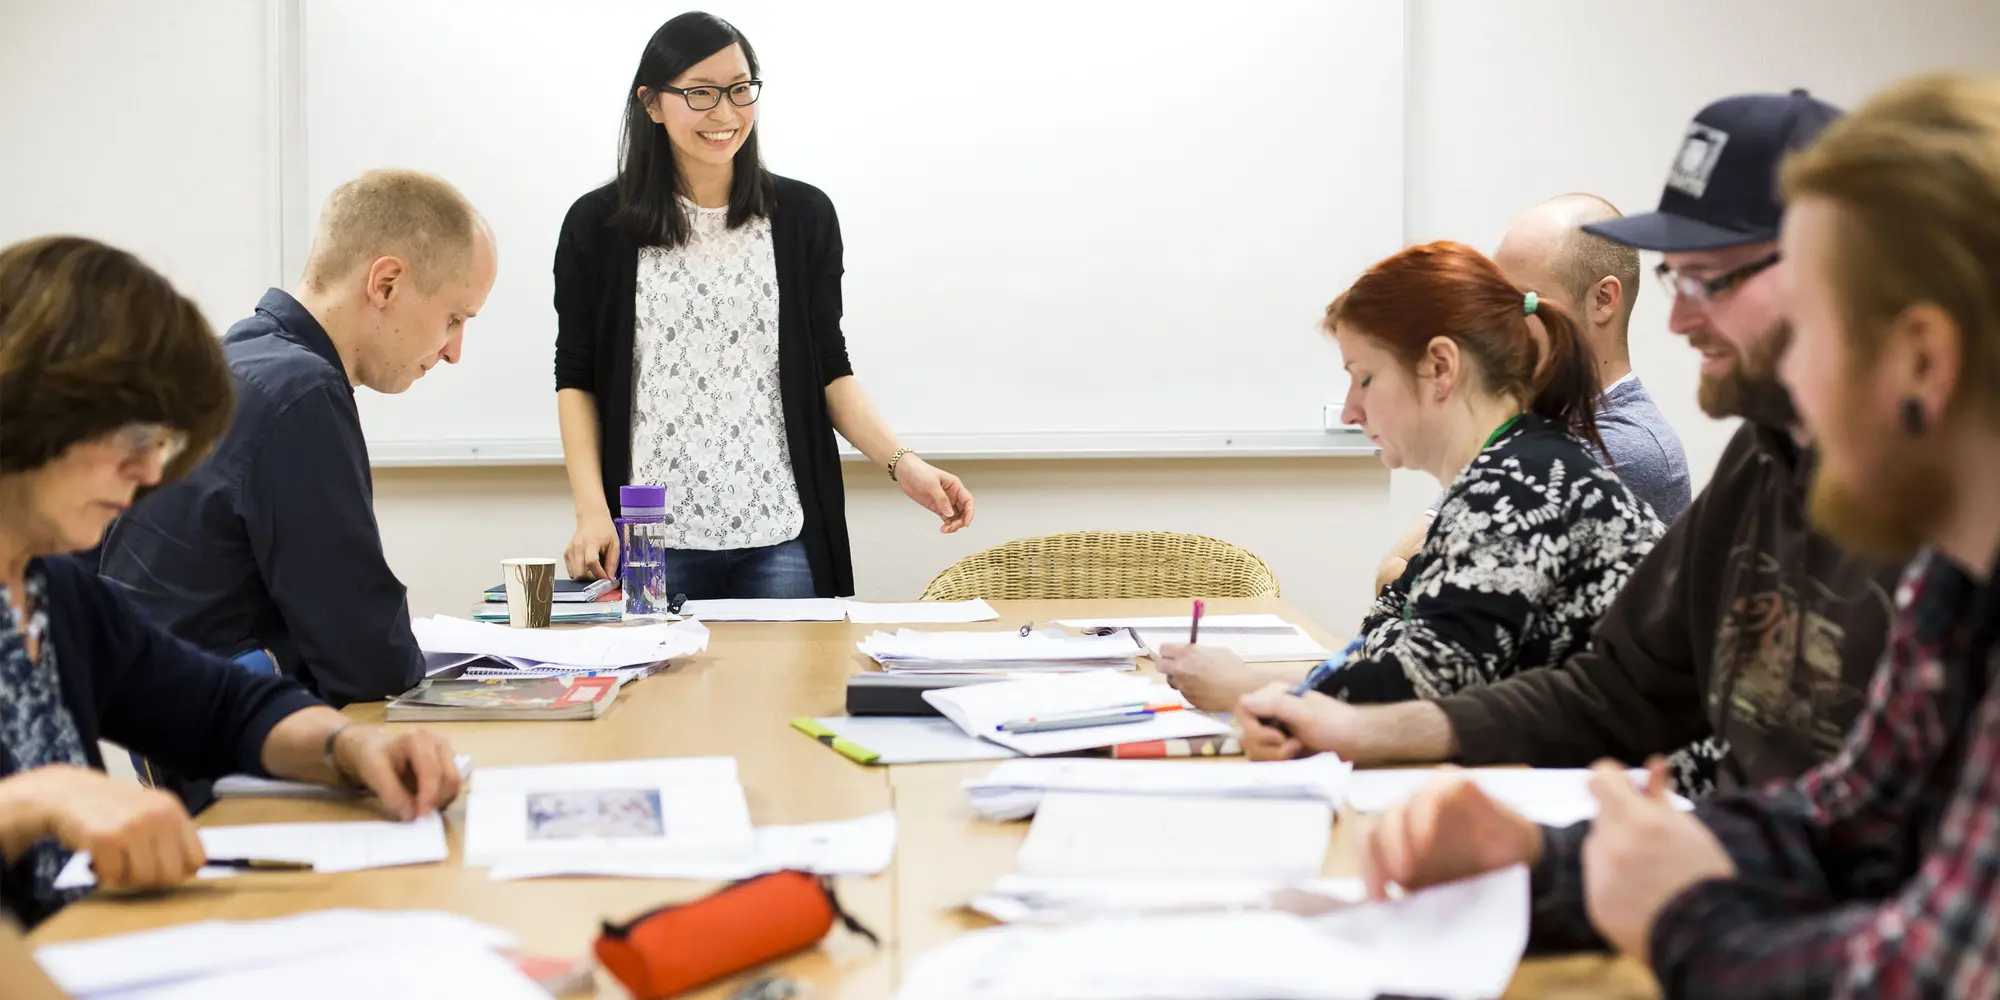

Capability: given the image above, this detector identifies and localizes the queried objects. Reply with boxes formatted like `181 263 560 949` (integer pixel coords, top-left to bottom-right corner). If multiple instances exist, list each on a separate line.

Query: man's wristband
323 722 361 789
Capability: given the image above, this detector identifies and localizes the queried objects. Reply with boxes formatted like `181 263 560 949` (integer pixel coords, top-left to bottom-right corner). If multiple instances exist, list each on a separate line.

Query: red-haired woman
1161 241 1664 709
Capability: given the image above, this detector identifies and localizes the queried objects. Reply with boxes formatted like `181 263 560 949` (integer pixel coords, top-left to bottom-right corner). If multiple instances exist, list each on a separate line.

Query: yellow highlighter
790 717 881 765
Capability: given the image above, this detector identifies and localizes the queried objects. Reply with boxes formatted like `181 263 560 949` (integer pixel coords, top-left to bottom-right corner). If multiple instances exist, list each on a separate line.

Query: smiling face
1335 323 1436 471
644 44 757 175
1661 242 1796 424
1780 196 1950 561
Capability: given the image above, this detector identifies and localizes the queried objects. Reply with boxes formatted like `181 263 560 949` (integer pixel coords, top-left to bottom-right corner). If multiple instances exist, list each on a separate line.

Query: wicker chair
919 530 1281 601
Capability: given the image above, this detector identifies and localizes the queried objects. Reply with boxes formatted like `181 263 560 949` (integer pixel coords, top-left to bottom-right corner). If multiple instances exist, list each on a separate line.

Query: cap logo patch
1667 123 1730 199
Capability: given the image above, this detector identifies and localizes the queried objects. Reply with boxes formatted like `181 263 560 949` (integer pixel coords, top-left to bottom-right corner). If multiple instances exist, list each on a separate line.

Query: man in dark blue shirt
101 169 496 708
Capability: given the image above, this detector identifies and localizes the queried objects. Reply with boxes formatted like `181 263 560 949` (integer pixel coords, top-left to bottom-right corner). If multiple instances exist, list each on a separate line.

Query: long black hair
612 12 774 247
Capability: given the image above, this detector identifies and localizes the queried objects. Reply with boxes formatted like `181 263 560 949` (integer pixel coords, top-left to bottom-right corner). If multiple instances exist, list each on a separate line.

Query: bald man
1373 195 1691 592
103 169 498 712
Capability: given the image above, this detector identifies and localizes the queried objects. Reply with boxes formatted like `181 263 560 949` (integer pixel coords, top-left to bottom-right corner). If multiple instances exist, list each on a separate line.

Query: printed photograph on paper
525 788 665 840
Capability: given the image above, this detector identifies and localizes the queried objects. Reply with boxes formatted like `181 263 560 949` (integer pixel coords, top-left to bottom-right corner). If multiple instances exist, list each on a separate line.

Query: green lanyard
1399 413 1526 622
1481 413 1525 452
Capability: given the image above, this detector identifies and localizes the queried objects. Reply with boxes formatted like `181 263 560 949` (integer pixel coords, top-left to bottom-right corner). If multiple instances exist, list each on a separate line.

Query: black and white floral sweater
1322 414 1664 705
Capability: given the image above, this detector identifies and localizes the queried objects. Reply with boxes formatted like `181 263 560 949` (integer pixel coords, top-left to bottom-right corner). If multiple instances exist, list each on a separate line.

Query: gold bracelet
887 447 914 482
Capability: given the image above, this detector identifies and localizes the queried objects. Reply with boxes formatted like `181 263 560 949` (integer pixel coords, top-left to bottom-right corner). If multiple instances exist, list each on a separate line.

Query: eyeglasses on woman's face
657 80 762 112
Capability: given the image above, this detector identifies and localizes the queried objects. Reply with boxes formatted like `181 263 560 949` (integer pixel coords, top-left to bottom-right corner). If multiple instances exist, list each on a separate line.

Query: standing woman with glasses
554 11 976 599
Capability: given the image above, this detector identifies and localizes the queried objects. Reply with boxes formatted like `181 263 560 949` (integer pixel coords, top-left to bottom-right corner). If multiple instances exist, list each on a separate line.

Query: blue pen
1263 635 1366 736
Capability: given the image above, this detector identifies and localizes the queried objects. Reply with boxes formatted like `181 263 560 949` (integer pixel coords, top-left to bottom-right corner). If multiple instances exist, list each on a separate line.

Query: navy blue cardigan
2 556 322 923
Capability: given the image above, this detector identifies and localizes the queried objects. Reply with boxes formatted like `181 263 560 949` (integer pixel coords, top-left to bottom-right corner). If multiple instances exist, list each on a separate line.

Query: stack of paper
1342 767 1695 826
35 909 546 1000
1056 614 1332 662
970 873 1367 924
412 616 708 678
963 754 1352 820
1015 792 1333 881
463 757 755 871
923 673 1228 757
899 866 1530 1000
54 815 448 888
858 629 1144 673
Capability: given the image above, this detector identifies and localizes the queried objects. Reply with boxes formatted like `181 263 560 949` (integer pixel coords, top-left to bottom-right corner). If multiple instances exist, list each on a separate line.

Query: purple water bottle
616 485 668 618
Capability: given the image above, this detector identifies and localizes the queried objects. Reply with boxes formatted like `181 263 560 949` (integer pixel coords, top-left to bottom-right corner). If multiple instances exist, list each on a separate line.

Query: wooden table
32 598 1658 998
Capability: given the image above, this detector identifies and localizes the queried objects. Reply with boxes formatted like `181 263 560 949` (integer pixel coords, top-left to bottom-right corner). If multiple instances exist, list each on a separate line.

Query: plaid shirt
1526 551 2000 998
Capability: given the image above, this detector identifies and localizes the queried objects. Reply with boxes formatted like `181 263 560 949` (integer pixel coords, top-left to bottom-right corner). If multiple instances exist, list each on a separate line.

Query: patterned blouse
630 198 806 551
0 569 91 926
1323 414 1665 704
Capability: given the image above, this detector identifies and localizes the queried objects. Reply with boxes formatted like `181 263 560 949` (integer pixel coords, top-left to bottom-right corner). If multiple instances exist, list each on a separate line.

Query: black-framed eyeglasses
1654 252 1782 308
657 80 762 112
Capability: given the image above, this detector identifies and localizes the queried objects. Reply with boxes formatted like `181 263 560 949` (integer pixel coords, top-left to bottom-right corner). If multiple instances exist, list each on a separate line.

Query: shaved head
1494 193 1642 358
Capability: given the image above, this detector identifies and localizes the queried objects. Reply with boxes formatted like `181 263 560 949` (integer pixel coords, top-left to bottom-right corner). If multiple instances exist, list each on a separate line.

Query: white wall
1393 0 2000 525
0 0 277 329
7 0 2000 632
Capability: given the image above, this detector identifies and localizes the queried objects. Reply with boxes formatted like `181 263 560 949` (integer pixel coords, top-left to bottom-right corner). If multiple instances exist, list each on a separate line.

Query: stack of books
471 578 623 624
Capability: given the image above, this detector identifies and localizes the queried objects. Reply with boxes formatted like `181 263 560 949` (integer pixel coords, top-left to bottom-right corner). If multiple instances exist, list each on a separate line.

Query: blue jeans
658 538 815 600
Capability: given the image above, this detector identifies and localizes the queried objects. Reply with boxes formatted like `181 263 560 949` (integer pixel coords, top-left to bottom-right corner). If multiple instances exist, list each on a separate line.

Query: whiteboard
301 0 1402 463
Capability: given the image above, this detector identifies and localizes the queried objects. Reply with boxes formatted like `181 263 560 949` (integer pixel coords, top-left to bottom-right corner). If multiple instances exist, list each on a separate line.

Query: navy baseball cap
1584 89 1843 252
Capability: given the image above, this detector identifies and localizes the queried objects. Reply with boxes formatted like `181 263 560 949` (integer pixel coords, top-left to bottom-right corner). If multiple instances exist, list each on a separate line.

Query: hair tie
1523 291 1539 316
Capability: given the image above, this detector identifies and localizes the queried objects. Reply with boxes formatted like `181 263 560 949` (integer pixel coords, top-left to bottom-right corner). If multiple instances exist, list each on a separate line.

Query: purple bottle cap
619 484 667 516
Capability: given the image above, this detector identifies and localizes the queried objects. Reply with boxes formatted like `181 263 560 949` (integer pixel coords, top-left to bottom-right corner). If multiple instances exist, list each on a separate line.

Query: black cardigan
3 556 322 926
553 175 856 597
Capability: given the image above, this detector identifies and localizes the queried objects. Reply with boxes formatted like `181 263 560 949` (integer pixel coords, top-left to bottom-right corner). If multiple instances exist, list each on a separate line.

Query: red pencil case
594 870 878 998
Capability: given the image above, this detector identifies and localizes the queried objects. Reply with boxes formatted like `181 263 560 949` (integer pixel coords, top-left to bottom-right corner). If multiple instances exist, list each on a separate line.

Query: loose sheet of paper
35 908 515 997
682 598 849 621
1015 792 1332 881
898 866 1529 1000
487 810 898 881
842 599 999 623
924 673 1228 755
1342 767 1694 826
212 756 473 799
53 814 447 889
463 757 755 868
89 940 547 1000
812 715 1021 764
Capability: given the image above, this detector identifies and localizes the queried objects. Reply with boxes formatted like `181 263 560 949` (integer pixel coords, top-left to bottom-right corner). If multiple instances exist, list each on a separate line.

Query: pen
1261 635 1366 737
998 703 1183 728
998 708 1177 734
999 701 1151 724
201 858 316 872
1188 600 1205 645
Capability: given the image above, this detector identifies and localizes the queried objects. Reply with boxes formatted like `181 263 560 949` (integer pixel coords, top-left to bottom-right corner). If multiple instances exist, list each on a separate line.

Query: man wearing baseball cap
1237 87 1902 802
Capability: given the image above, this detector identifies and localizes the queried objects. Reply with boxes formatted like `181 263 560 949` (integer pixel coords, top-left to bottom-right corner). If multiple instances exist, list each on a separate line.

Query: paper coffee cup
501 558 557 628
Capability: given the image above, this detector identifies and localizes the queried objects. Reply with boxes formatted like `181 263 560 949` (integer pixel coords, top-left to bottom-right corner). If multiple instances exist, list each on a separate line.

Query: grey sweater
1595 375 1691 523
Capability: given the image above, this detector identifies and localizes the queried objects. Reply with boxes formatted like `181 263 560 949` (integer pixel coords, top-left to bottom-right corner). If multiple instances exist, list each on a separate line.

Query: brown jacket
1435 422 1902 793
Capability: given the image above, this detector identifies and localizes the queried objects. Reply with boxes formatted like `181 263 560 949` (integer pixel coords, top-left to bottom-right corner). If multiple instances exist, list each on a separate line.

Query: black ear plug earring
1901 398 1928 437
